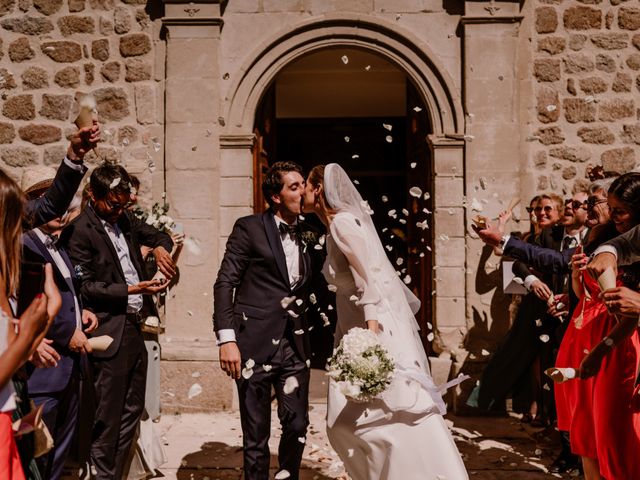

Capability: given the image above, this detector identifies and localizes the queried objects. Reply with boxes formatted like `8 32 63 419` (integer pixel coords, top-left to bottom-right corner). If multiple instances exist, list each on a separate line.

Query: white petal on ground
281 296 296 309
187 383 202 399
409 186 422 198
191 371 200 378
275 470 291 480
283 377 299 394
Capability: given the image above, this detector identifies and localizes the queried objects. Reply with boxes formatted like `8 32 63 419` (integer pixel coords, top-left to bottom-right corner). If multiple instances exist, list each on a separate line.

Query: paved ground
154 404 576 480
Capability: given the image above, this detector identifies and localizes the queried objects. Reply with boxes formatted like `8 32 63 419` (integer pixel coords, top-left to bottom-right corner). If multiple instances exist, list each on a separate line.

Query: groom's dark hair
262 161 304 207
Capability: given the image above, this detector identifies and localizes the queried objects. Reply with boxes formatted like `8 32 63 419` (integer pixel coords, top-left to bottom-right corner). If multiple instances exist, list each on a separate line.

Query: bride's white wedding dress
321 164 468 480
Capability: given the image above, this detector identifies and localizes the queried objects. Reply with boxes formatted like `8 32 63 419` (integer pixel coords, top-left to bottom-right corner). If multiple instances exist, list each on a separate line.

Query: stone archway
218 15 468 375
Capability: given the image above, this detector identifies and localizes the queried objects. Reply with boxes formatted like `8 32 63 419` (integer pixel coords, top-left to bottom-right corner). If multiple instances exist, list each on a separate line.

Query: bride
302 163 468 480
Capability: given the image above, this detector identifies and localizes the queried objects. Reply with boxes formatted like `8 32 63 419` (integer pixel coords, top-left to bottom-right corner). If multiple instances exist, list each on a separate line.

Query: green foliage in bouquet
133 202 175 234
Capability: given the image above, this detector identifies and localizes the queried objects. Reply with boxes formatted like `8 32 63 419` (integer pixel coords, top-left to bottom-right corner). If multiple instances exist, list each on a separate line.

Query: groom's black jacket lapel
262 210 291 289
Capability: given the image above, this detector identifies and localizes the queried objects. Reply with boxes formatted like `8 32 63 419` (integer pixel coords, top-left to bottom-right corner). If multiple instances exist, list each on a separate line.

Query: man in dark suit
63 164 175 480
21 169 99 480
25 122 100 229
214 161 312 480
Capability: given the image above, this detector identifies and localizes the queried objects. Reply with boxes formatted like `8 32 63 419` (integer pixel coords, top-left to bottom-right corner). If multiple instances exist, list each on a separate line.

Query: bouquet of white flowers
326 327 395 403
133 202 175 234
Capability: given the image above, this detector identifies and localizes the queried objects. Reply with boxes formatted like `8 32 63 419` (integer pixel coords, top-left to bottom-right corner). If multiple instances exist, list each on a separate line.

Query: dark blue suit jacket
24 230 81 395
504 236 574 275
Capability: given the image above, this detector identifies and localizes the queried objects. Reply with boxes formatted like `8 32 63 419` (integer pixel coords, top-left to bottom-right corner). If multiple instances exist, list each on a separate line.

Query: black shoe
549 453 581 474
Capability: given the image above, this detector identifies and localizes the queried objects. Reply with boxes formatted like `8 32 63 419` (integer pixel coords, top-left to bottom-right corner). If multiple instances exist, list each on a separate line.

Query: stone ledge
161 337 218 361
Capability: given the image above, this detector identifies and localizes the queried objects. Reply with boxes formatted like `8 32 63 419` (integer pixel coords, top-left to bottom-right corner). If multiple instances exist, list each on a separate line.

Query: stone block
134 84 155 124
596 53 616 72
114 5 132 34
0 122 15 143
169 170 218 218
563 53 595 73
534 58 561 82
57 15 94 36
89 0 113 9
8 37 34 62
99 15 112 34
534 150 547 169
0 71 17 91
18 124 61 145
2 94 34 120
94 87 130 121
41 41 82 62
538 175 549 190
220 148 252 177
160 360 232 413
68 0 84 11
43 144 66 165
537 87 560 123
534 126 564 145
165 78 218 123
434 236 465 268
601 147 636 173
579 76 608 94
599 99 634 121
569 34 587 50
613 71 633 92
226 0 259 12
590 32 629 49
39 94 72 120
0 0 14 15
633 33 640 50
563 98 596 123
564 5 602 30
567 78 577 95
21 66 48 89
537 36 566 55
100 61 120 82
434 208 464 237
220 207 252 237
117 125 138 146
434 176 463 208
433 146 464 175
1 16 53 35
220 177 252 207
84 63 94 85
135 9 150 29
0 146 38 166
91 38 109 61
536 6 558 33
119 33 151 57
606 8 614 28
166 39 218 79
627 53 640 70
562 166 577 179
549 145 592 162
621 124 640 144
619 6 640 30
305 0 373 14
263 0 302 11
125 57 151 82
54 66 80 88
435 297 466 327
435 267 466 295
577 126 615 144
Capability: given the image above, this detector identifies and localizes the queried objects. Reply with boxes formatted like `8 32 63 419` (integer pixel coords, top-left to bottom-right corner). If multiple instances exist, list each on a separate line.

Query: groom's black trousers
236 337 310 480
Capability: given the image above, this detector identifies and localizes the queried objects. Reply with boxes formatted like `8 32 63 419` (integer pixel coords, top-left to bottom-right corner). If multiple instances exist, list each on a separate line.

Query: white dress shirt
0 309 16 412
216 215 302 345
99 219 143 313
34 229 82 328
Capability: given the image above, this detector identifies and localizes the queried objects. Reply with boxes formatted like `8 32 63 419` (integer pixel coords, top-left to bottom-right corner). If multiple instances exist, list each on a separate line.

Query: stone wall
532 0 640 193
0 0 163 201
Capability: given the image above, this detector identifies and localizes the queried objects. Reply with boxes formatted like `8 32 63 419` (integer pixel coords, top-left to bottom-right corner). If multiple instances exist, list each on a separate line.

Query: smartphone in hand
17 260 45 317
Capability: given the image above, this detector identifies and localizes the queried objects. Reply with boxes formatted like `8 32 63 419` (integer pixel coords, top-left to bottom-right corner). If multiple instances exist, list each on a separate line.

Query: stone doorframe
218 15 468 364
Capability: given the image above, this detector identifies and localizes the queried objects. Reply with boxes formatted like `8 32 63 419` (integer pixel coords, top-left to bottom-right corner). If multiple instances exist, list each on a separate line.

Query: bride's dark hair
308 164 336 216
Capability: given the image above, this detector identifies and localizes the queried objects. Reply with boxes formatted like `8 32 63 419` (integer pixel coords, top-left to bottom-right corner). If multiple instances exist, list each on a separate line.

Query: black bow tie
278 222 300 238
44 234 59 249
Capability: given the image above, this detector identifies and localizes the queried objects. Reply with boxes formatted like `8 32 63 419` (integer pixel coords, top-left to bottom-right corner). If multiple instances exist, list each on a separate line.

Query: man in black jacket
63 164 175 480
214 161 312 480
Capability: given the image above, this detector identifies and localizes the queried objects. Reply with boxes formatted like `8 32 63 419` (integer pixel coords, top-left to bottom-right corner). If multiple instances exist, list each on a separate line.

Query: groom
213 161 313 480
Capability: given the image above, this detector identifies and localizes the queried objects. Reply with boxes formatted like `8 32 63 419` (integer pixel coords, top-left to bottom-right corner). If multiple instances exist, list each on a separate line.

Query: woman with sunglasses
554 172 640 480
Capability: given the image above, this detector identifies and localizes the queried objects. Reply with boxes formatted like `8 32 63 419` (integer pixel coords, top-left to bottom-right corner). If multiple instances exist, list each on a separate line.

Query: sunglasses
104 198 133 211
533 205 555 214
586 197 608 210
564 199 587 210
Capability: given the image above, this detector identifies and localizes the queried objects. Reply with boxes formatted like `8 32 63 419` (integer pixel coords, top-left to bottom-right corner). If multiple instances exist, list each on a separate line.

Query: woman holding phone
0 170 61 479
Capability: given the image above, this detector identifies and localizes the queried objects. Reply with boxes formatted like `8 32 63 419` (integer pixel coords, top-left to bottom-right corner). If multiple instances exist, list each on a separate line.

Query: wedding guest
0 170 61 479
62 164 174 480
555 172 640 480
21 168 99 480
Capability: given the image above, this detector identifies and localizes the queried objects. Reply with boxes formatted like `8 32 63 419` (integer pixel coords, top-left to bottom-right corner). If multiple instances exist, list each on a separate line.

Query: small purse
13 402 54 458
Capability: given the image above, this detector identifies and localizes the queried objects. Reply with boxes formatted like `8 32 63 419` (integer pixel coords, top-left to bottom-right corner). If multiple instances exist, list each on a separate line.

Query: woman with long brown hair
0 170 59 479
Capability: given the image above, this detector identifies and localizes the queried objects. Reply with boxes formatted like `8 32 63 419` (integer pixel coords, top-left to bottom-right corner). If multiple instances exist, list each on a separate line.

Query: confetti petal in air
539 334 550 343
409 186 422 198
385 135 393 143
410 162 417 169
327 284 338 292
263 364 272 372
295 299 303 306
413 106 422 112
481 349 490 356
283 377 299 394
341 55 349 64
241 368 254 379
416 220 428 230
109 178 121 189
382 123 393 131
297 437 306 444
294 329 304 335
309 293 317 304
546 104 557 112
281 296 296 309
535 319 543 327
381 195 388 203
272 338 281 345
427 332 435 341
349 295 358 302
403 275 411 284
275 470 291 480
352 154 359 159
360 200 374 215
344 136 350 143
365 65 371 71
353 179 360 185
471 198 484 212
402 208 409 216
320 313 330 326
245 359 255 369
423 192 431 201
187 383 203 399
287 310 299 318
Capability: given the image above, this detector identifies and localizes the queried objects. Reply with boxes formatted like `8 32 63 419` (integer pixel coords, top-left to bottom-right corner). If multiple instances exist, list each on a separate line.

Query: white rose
338 381 361 399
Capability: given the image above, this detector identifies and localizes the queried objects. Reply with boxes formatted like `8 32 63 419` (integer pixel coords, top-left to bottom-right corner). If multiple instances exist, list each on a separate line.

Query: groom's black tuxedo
213 209 313 480
214 209 312 362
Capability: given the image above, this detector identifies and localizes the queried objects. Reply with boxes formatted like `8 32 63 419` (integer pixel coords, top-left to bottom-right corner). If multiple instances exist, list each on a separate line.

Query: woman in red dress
555 172 640 480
